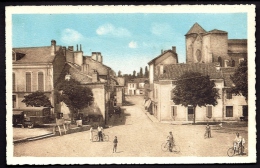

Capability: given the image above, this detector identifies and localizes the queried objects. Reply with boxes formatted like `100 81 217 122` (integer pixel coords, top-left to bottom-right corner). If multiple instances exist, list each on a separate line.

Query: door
187 106 194 121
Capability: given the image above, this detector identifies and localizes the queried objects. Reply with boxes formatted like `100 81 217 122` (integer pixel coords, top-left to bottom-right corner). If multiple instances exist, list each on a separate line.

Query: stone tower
185 23 207 64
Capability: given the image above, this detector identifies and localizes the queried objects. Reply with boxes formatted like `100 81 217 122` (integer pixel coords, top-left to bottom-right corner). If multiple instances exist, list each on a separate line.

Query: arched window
38 72 44 91
231 59 235 67
218 56 222 67
196 49 202 62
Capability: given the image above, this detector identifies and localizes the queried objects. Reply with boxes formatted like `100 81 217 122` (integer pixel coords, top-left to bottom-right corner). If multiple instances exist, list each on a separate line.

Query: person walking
89 126 93 142
97 125 103 141
205 123 211 138
113 136 118 153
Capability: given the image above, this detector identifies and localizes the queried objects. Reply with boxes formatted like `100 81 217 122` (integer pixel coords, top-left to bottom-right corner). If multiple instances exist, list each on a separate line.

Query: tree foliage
22 91 52 107
145 66 149 78
230 59 248 100
118 70 122 77
139 67 143 77
57 79 94 115
172 71 220 123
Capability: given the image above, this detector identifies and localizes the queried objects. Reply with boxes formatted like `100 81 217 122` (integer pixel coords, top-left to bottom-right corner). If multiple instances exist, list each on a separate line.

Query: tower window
196 49 202 62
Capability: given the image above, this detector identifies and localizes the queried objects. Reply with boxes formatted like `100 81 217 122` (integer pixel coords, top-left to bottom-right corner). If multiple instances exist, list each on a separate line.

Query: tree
22 91 52 107
133 70 136 78
145 66 149 78
230 59 248 100
118 70 122 77
139 67 143 78
172 72 220 123
57 79 94 120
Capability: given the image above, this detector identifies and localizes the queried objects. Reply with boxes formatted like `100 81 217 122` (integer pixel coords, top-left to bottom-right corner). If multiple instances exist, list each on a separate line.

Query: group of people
167 123 246 155
89 125 118 153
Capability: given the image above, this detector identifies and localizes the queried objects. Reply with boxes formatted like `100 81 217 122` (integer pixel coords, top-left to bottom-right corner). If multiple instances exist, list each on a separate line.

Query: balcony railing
13 85 53 92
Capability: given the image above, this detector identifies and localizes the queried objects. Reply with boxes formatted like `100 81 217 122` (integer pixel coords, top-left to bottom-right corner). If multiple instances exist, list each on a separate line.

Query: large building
185 23 247 67
146 23 248 123
12 40 66 113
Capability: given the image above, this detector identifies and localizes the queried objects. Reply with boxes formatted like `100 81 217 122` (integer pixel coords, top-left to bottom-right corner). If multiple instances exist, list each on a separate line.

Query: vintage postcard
6 5 256 164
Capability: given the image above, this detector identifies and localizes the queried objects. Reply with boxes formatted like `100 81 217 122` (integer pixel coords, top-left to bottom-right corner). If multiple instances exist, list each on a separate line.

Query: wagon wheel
28 123 34 129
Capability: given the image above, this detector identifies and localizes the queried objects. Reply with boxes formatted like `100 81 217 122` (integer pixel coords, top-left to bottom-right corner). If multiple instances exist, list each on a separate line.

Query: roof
158 63 223 80
228 39 247 44
67 62 93 84
207 29 227 34
13 46 61 64
148 50 177 65
128 78 148 83
221 67 236 87
83 56 111 70
185 23 207 36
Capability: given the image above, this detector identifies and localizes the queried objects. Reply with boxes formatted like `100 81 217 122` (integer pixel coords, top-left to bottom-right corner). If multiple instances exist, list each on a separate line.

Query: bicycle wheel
103 135 109 141
161 142 168 152
227 148 235 157
172 145 180 153
93 135 99 142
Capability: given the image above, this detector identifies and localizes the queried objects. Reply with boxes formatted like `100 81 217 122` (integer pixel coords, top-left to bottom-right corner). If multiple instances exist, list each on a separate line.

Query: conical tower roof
185 23 207 36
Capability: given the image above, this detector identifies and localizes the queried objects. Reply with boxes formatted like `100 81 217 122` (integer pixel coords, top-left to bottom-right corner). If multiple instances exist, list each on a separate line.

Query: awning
13 110 23 115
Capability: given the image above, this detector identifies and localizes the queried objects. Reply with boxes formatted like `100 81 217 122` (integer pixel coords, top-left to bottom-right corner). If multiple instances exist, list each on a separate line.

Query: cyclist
97 125 103 141
167 132 174 152
233 132 245 154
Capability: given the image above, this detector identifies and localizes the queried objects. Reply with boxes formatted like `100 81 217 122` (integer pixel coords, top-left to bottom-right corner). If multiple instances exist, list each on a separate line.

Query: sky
12 13 247 75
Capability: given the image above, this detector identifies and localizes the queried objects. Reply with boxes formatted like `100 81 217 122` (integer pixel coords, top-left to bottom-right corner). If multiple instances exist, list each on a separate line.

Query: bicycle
161 141 180 153
94 132 109 142
227 143 245 157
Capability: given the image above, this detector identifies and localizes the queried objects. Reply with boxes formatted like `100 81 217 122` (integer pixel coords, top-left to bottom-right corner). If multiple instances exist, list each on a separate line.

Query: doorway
187 106 194 121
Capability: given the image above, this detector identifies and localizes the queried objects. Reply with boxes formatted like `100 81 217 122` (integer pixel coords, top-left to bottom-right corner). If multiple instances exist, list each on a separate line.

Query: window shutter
208 106 212 118
26 72 31 92
13 73 15 91
38 72 44 91
174 106 177 116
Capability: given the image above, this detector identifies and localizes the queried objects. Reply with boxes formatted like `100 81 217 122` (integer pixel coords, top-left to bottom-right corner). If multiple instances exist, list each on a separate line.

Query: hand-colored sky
12 13 247 75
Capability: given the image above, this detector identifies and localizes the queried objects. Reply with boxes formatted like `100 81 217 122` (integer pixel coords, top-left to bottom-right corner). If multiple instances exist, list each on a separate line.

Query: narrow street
14 96 248 157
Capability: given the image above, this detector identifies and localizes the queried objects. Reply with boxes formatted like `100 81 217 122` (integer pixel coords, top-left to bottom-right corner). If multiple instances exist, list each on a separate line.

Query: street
14 96 248 157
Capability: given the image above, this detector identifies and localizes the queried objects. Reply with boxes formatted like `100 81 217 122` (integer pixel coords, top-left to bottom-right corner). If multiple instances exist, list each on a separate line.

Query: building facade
12 40 66 114
126 78 148 95
146 23 248 123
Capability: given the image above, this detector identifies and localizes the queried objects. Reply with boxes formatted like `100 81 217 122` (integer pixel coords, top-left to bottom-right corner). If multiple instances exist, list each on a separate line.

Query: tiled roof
67 62 93 84
13 46 61 63
158 63 223 80
221 67 236 87
128 78 148 83
208 29 227 34
185 23 207 35
228 39 247 44
83 56 111 69
148 50 177 65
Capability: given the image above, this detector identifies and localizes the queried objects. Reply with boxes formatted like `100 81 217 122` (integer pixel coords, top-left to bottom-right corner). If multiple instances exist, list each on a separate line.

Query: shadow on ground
107 108 130 127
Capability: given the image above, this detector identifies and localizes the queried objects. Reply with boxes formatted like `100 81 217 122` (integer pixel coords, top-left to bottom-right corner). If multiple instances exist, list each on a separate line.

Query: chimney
77 44 78 51
80 44 82 51
51 40 56 56
68 46 74 51
62 46 66 57
92 70 98 83
172 46 176 53
161 49 163 54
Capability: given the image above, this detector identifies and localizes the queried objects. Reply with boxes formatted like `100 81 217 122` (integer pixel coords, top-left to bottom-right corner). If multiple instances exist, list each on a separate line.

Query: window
38 72 44 91
218 56 222 67
206 106 212 118
12 95 16 108
13 73 15 91
226 106 233 117
239 58 244 64
226 89 232 99
196 49 202 62
171 106 177 118
231 59 235 67
26 72 31 92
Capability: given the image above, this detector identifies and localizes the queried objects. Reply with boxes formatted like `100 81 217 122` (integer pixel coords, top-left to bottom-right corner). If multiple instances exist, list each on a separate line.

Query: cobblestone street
14 96 248 158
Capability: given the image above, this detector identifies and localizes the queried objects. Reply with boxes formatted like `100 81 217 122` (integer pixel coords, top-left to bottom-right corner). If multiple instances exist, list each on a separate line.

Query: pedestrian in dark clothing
113 136 118 153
